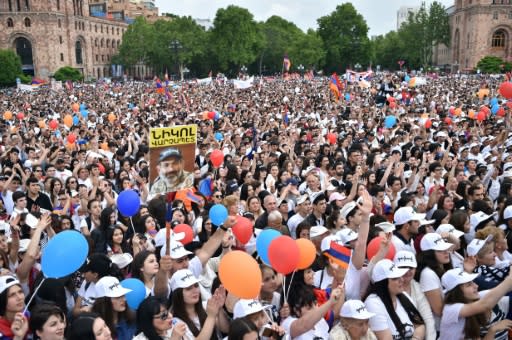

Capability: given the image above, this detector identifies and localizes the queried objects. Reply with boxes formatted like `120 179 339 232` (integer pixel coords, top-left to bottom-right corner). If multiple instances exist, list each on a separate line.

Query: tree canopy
0 49 23 86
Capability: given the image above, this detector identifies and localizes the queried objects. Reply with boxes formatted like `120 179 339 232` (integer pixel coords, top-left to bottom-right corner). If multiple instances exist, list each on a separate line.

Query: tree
210 5 264 72
317 3 371 72
117 17 155 67
54 66 83 81
0 49 22 86
476 56 511 73
290 29 326 71
371 31 407 71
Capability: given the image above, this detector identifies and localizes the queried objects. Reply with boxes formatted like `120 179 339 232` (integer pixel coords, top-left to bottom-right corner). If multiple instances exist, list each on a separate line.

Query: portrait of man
149 147 194 196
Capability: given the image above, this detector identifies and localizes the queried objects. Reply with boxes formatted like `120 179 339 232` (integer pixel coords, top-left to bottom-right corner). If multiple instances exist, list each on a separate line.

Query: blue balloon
121 278 146 309
79 103 87 111
345 93 351 101
384 115 397 129
256 229 282 265
491 104 500 115
215 132 223 141
405 75 411 82
214 112 221 121
73 116 79 126
117 189 140 217
128 103 134 109
490 98 498 106
80 109 88 118
209 204 228 226
42 231 88 278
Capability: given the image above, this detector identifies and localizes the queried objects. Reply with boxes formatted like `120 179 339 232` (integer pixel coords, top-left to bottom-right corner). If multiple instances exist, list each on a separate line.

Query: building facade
396 6 419 30
434 0 512 72
0 0 157 80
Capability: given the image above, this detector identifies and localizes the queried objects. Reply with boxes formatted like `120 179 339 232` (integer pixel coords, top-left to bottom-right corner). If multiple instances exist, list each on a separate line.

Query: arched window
106 39 110 49
58 19 61 28
75 41 83 64
24 17 30 27
7 18 13 28
492 29 506 47
111 40 115 48
94 38 98 47
100 38 104 47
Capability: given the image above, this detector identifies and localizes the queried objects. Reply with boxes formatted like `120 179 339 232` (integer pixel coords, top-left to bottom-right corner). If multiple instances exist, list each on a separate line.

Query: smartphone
261 327 278 337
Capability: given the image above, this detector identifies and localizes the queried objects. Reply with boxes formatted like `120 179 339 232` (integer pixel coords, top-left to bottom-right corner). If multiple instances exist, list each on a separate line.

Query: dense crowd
0 72 510 340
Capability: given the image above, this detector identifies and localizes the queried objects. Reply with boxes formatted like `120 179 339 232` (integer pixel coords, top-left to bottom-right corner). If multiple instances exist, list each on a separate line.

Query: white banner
196 77 212 85
233 76 254 89
17 84 34 92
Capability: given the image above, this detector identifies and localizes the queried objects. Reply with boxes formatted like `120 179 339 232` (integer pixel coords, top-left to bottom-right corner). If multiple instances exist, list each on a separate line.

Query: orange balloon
71 103 79 112
296 238 316 270
108 113 116 123
420 113 429 120
468 110 475 119
454 108 462 116
100 142 109 151
63 114 73 128
3 111 12 120
219 251 262 299
38 120 46 129
66 142 75 149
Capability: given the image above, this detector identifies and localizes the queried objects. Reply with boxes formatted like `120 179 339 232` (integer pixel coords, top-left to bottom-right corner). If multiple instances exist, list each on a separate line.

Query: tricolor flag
329 73 341 101
283 55 291 72
324 241 351 269
65 80 73 92
155 77 164 95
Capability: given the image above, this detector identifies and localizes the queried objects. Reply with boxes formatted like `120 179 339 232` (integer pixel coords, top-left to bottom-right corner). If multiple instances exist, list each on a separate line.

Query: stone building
434 0 512 72
0 0 157 80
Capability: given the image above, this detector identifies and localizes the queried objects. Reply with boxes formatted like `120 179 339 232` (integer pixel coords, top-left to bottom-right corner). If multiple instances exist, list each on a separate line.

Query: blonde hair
474 226 503 242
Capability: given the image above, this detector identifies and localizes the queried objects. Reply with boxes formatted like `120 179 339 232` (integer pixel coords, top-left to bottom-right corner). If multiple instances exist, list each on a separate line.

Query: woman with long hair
133 296 186 340
49 178 64 208
170 269 226 339
68 312 112 340
439 268 512 340
106 226 130 256
131 250 159 297
92 276 136 340
228 318 259 340
0 276 29 340
365 259 425 339
246 196 264 220
29 303 66 340
414 233 453 332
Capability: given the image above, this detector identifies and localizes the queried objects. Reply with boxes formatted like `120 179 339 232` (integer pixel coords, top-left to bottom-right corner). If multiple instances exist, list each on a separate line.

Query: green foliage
317 3 371 72
476 56 510 73
19 74 31 84
53 66 83 81
118 17 155 66
0 49 22 86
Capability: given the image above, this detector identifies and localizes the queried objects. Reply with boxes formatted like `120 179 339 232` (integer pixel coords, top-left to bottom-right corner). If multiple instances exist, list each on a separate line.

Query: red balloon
210 149 224 168
500 82 512 99
497 107 506 117
97 162 105 175
174 224 194 245
448 106 455 115
477 111 486 121
425 119 432 129
326 133 336 145
16 112 24 120
232 216 253 244
207 111 215 120
444 117 452 125
480 106 490 114
387 96 395 102
268 236 300 274
367 236 396 261
67 133 76 144
506 102 512 109
389 101 397 109
49 119 59 130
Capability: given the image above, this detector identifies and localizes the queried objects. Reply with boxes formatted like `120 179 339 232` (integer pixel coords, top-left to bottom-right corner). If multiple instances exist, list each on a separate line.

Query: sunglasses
214 195 222 199
153 310 170 321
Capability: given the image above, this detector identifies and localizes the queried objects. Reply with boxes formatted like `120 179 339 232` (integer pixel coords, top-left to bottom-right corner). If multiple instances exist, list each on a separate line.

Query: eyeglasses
153 311 170 320
214 195 222 199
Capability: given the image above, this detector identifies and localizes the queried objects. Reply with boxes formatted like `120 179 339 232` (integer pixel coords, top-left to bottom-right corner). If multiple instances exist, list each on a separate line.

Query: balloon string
129 217 136 236
285 270 296 303
23 278 46 314
282 276 286 305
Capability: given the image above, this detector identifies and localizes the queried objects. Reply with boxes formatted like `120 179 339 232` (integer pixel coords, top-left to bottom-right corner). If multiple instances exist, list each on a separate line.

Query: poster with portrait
148 124 197 197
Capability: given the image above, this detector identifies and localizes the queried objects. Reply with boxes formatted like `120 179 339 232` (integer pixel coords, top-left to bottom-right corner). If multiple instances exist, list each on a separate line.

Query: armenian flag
324 241 351 269
283 55 291 72
329 73 341 101
155 77 164 94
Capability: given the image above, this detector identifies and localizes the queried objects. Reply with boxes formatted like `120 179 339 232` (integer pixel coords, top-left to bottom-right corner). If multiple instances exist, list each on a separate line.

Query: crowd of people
0 71 510 339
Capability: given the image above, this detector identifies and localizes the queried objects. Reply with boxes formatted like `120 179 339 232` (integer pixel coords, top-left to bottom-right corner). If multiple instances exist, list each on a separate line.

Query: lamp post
297 64 304 77
182 67 189 81
355 63 362 71
241 65 247 74
169 39 181 80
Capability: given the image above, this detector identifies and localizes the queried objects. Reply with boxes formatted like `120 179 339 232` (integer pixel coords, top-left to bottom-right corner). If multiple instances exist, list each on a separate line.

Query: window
96 54 99 62
8 0 12 11
101 55 104 62
58 19 61 28
95 25 97 33
60 53 64 62
94 38 98 47
59 36 63 44
492 29 506 47
7 18 13 28
467 33 470 49
494 11 499 19
101 25 103 33
106 39 110 48
24 0 29 10
24 17 30 27
100 38 104 47
75 41 83 64
509 11 512 19
57 0 60 10
117 28 119 35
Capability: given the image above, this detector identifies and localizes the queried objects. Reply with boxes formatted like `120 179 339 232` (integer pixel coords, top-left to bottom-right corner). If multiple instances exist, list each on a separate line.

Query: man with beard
149 148 194 197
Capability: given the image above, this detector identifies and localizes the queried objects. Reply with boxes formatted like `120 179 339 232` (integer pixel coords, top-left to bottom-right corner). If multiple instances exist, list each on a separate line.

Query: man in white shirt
392 206 425 254
287 195 311 239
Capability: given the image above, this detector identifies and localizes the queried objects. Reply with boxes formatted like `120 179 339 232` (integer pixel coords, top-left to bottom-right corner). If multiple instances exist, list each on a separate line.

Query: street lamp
355 63 362 71
182 67 189 80
241 65 247 74
297 64 304 76
169 39 181 80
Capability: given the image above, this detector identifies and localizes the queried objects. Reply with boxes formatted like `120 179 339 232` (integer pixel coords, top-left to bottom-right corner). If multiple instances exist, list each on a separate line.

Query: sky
155 0 454 37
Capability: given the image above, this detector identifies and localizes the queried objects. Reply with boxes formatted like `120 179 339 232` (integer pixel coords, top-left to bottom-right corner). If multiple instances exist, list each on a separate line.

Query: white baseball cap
336 228 358 246
375 222 396 233
420 233 453 251
340 201 357 219
393 250 417 268
296 194 309 205
441 268 479 292
470 211 496 231
160 241 193 259
310 226 329 239
340 300 375 319
372 259 409 282
394 207 426 225
467 235 493 257
170 269 199 291
321 235 341 252
110 253 133 269
504 205 512 220
233 299 271 319
436 224 464 239
95 276 132 298
329 192 346 203
0 276 19 294
154 228 185 248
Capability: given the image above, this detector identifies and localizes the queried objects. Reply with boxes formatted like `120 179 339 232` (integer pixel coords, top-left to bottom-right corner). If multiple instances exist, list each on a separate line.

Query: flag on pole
283 54 291 72
329 73 341 101
155 77 164 94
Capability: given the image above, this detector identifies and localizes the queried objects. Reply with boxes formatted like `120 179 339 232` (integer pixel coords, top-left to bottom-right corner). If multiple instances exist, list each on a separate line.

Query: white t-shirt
281 315 329 340
391 234 416 254
439 303 465 340
77 280 97 307
365 293 415 340
419 267 443 331
287 213 305 239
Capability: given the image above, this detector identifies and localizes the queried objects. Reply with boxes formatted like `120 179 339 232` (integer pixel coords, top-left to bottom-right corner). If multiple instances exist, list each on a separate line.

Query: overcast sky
155 0 454 37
